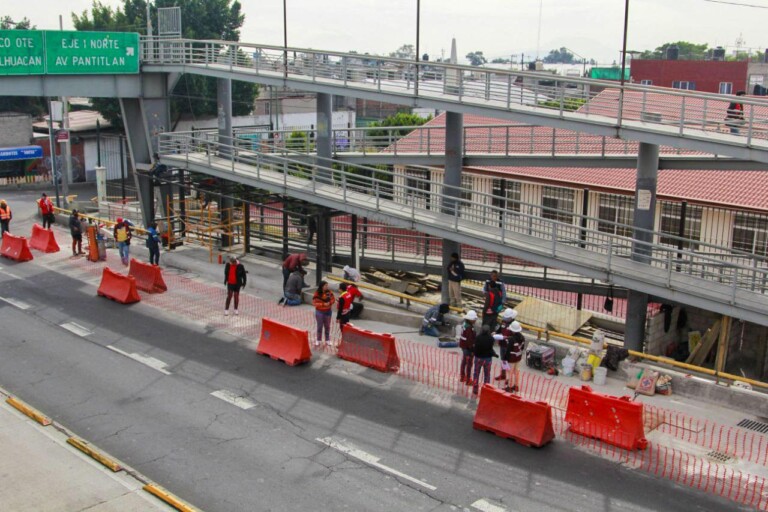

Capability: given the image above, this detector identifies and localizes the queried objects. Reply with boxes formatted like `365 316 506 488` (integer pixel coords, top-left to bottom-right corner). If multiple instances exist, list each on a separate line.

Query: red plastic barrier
565 385 648 451
97 267 141 304
29 224 60 253
473 384 555 448
0 233 33 262
256 317 312 366
128 258 167 293
338 324 400 372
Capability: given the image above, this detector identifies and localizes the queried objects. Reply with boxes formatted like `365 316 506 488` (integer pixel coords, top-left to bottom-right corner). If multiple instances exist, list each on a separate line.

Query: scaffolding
166 196 246 262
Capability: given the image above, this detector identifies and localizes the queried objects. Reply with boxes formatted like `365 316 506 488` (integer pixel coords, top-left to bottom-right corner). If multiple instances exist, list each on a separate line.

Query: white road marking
0 269 19 279
0 296 31 310
316 436 437 491
211 390 256 410
60 322 92 337
106 345 172 375
472 498 508 512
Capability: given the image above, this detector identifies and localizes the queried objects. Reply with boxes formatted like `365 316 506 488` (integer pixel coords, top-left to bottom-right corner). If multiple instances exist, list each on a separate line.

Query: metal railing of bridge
142 37 768 152
158 132 768 311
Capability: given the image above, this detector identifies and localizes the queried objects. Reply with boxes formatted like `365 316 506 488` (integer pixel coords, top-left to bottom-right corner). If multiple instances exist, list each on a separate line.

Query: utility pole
59 15 70 205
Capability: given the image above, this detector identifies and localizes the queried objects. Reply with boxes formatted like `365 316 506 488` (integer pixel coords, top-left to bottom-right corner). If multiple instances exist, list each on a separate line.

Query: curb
67 436 122 472
6 396 52 426
143 484 202 512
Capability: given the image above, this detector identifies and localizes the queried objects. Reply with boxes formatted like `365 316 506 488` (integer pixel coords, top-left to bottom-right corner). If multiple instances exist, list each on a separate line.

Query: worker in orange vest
0 200 12 237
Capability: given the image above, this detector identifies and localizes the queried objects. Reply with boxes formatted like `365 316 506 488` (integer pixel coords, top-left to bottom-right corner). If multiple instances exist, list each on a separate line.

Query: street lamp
618 0 630 124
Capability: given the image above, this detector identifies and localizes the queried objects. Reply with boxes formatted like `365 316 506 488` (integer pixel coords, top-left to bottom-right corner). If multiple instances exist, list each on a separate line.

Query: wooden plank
688 319 721 367
715 316 732 376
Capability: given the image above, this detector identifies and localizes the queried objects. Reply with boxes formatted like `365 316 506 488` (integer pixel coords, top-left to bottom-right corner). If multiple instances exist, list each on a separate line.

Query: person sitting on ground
342 265 361 282
421 303 450 337
472 324 498 396
281 268 306 306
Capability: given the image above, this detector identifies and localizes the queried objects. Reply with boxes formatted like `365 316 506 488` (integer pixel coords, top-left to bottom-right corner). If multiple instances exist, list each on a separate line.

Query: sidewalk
0 396 174 512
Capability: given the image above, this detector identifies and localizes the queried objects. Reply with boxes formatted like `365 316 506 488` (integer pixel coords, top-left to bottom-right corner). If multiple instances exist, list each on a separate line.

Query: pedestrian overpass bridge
3 36 768 327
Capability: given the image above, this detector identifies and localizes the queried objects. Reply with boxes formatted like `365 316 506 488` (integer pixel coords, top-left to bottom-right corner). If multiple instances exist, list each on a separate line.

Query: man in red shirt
282 252 308 289
37 193 55 229
337 283 354 327
224 255 247 316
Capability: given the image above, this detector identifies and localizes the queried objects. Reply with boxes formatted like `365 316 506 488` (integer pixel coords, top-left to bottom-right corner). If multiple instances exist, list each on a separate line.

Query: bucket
593 366 608 385
562 357 576 377
579 363 593 382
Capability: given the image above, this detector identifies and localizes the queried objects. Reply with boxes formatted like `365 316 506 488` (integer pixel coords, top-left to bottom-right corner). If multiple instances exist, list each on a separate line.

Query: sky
5 0 768 65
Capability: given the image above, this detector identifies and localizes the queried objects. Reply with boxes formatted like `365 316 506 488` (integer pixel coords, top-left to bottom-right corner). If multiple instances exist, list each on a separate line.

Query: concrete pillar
625 142 659 352
316 92 332 183
217 78 234 248
315 210 332 287
441 111 463 304
95 166 107 204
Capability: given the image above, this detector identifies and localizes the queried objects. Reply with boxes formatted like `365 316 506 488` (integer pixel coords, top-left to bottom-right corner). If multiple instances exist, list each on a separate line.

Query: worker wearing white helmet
459 310 478 385
503 321 526 393
493 308 519 382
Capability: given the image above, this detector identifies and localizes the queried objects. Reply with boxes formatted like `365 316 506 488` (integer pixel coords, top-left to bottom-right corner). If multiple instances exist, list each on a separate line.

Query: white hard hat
502 308 518 321
464 310 478 321
510 321 522 333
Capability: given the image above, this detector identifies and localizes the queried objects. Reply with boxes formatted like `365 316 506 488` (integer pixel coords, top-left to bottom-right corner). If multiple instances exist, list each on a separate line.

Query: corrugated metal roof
33 110 111 133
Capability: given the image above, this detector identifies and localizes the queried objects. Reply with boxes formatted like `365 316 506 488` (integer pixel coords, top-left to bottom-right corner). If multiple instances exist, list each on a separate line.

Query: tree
639 41 709 60
465 51 487 66
543 47 575 64
390 44 415 60
72 0 258 127
367 112 432 149
0 17 45 116
490 57 511 64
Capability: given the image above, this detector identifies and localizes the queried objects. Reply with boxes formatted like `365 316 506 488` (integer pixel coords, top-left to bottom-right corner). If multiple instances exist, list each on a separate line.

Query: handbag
603 285 614 312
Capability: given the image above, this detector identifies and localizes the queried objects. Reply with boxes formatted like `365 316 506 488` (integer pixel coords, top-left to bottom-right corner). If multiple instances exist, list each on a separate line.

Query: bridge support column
625 142 659 352
217 78 234 248
316 210 332 287
316 93 332 182
441 112 463 305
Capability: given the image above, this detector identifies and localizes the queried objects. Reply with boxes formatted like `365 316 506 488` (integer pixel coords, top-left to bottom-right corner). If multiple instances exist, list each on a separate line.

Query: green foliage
639 41 709 60
71 0 258 127
286 131 313 152
0 16 34 29
390 44 415 60
538 98 587 112
465 51 487 66
490 57 511 64
543 47 577 64
367 112 432 140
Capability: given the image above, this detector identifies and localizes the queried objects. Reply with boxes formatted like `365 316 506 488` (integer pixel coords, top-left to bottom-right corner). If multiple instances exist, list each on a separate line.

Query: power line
703 0 768 8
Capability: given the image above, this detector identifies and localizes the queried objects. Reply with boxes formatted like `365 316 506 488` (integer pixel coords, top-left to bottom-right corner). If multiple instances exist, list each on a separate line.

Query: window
541 186 574 224
405 168 431 210
459 175 475 218
597 194 634 237
659 202 702 250
719 82 733 95
732 213 768 256
640 79 653 86
672 81 696 90
491 179 522 212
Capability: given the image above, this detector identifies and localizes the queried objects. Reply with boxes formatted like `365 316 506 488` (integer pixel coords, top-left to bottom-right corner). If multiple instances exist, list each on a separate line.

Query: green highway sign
45 31 139 74
0 30 45 75
0 30 139 75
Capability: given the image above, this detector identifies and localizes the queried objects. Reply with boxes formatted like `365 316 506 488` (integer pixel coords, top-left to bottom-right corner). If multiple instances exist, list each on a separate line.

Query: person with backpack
725 91 746 134
223 255 247 316
38 193 55 229
113 218 132 266
146 221 161 266
69 209 83 255
312 281 336 346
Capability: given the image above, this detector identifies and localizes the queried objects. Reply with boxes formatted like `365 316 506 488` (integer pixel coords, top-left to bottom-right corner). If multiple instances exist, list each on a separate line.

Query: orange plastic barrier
473 385 555 448
256 317 312 366
338 324 400 372
128 258 167 293
0 233 33 262
565 385 648 451
29 224 60 253
97 267 141 304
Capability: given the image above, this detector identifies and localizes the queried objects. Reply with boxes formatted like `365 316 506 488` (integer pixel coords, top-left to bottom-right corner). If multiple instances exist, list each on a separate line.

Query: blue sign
0 146 43 161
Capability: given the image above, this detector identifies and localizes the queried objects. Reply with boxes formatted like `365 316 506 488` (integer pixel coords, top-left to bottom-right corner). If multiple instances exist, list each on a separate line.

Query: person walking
0 200 11 237
337 282 354 328
493 308 518 382
725 91 746 135
421 303 450 337
446 252 465 307
312 281 335 346
282 268 306 306
113 218 132 266
146 222 161 266
504 321 526 393
282 252 308 289
69 209 84 255
472 324 498 396
223 255 247 316
459 310 478 386
37 193 55 229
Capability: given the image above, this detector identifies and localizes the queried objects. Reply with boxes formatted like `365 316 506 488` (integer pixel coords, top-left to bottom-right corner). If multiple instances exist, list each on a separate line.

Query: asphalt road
0 189 746 512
